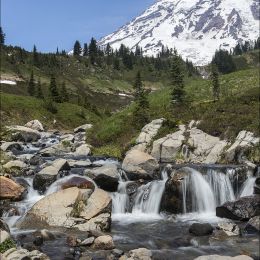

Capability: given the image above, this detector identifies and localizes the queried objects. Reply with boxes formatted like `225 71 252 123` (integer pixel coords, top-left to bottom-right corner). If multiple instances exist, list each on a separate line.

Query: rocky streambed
0 120 259 260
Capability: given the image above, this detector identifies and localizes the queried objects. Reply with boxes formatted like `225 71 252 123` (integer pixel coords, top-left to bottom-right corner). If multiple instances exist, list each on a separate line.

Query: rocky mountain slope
99 0 259 65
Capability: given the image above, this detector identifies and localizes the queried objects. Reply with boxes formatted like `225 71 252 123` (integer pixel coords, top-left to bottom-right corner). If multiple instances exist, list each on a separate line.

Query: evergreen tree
83 43 88 56
36 79 44 99
212 49 236 74
171 49 185 104
49 75 61 102
105 43 112 56
211 64 220 101
89 38 98 65
133 71 149 126
73 40 82 56
254 37 260 49
113 58 120 70
0 27 5 45
33 45 39 66
28 71 35 96
61 81 69 102
56 47 59 55
233 43 242 55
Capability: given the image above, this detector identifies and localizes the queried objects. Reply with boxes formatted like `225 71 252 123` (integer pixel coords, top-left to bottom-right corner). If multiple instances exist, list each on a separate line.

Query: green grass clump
92 144 123 160
0 239 16 253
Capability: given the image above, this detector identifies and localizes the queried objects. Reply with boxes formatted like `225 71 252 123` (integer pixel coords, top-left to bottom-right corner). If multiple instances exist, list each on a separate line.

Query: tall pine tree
89 38 98 65
49 75 61 102
36 79 44 99
73 40 82 56
0 27 5 45
171 49 185 104
28 71 35 96
133 71 149 126
211 64 220 101
61 81 69 102
33 45 39 66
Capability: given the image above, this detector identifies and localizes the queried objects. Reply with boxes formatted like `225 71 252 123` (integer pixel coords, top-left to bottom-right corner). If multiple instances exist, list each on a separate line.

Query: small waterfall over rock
112 170 168 219
206 169 235 205
239 177 256 197
181 168 216 213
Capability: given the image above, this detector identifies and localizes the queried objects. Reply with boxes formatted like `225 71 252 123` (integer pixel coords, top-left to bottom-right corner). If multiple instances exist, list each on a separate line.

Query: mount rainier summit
99 0 259 65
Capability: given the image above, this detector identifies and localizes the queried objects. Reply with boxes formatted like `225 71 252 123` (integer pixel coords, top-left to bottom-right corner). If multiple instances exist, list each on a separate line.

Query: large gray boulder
39 143 72 157
187 128 227 163
18 187 112 232
2 248 50 260
1 142 23 152
225 131 260 162
216 195 260 221
24 120 44 132
119 248 152 260
122 150 159 180
74 124 93 133
75 144 91 156
133 118 165 152
151 129 185 162
33 159 70 193
84 164 119 192
0 176 26 201
244 216 260 234
7 125 41 142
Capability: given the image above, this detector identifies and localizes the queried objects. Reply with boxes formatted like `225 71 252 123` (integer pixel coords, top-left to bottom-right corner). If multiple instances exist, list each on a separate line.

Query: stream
2 132 259 259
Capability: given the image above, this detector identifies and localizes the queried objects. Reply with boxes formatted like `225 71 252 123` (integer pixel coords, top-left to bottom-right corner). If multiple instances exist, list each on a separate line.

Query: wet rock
60 134 75 143
39 143 72 157
33 229 55 241
254 177 260 195
244 216 260 234
120 248 152 260
29 155 45 166
0 176 26 201
217 222 239 236
74 124 93 133
2 248 50 260
0 229 11 244
122 150 159 180
92 235 115 250
33 158 70 193
7 125 41 142
24 120 44 132
74 132 86 142
80 236 95 246
216 195 260 221
79 188 112 220
67 235 78 247
189 223 214 236
33 236 44 246
68 159 92 168
112 248 124 257
3 160 27 170
132 118 165 152
0 219 10 233
1 142 23 152
194 255 253 260
75 144 91 156
161 168 189 213
85 164 119 192
61 176 95 190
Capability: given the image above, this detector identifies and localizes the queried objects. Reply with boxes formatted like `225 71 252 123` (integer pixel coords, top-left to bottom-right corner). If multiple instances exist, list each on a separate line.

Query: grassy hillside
0 93 102 130
88 68 259 158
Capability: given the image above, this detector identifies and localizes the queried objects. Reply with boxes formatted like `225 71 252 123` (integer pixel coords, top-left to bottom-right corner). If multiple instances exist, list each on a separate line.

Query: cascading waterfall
181 168 216 213
239 177 256 197
206 169 235 205
112 170 168 218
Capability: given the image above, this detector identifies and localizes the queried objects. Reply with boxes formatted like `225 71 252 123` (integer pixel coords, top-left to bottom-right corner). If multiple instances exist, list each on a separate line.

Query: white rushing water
182 168 216 214
112 170 168 221
239 177 256 198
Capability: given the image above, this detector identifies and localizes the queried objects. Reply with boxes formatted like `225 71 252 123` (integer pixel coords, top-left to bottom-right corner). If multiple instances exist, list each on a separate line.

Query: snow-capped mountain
99 0 259 65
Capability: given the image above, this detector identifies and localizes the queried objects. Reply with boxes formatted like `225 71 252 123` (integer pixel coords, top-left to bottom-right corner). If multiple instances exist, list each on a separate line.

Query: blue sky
1 0 154 52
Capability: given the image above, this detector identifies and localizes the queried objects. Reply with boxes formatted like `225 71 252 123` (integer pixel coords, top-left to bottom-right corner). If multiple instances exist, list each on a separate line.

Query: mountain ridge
99 0 259 65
